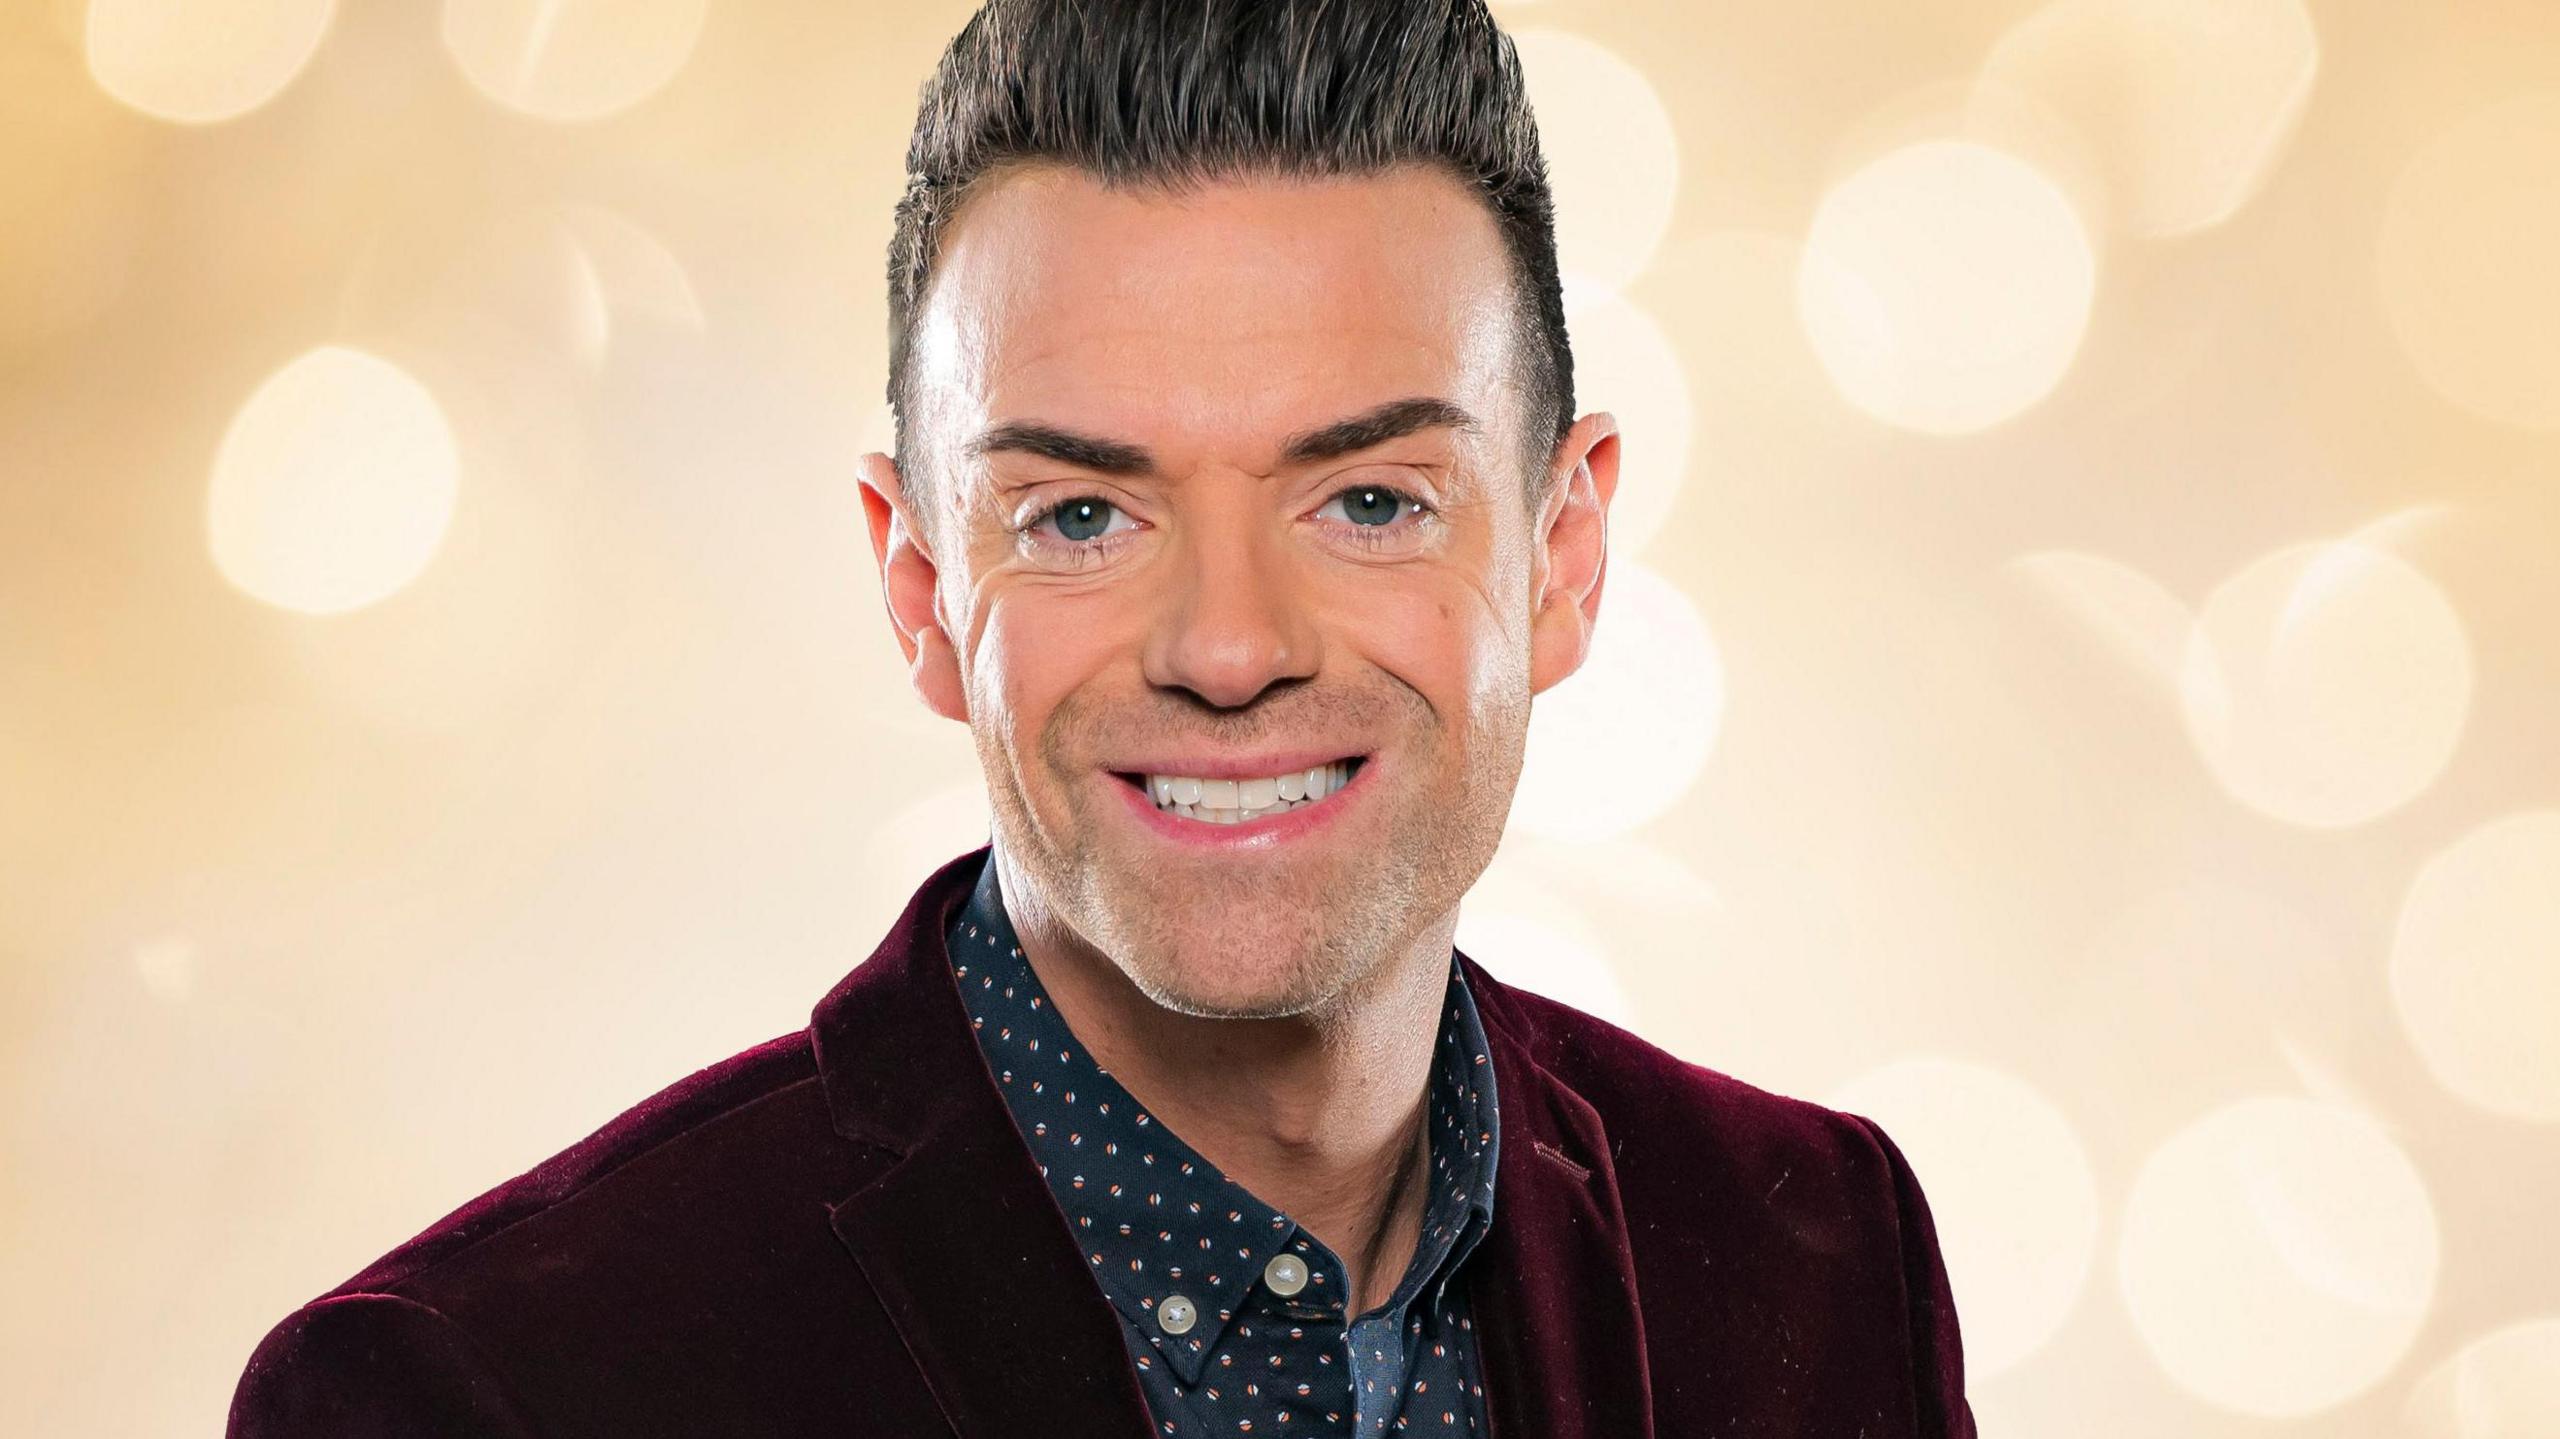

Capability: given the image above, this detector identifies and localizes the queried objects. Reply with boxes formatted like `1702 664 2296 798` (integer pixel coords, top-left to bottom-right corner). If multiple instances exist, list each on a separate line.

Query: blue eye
1315 485 1431 538
1334 486 1406 526
1038 497 1129 543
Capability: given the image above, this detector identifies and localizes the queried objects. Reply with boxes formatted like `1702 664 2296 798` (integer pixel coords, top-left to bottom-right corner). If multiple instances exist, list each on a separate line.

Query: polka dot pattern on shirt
948 857 1500 1436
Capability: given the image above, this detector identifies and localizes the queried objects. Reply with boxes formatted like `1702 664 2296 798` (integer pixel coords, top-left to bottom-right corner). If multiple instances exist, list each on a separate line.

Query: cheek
1339 582 1522 746
972 592 1117 766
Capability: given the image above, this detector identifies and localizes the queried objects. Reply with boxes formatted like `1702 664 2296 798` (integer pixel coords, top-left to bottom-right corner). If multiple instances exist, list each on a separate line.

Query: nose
1141 504 1322 711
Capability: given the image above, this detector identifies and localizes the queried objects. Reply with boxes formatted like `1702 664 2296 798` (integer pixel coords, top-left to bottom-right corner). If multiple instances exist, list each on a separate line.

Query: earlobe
1525 412 1619 697
857 452 970 724
908 625 970 723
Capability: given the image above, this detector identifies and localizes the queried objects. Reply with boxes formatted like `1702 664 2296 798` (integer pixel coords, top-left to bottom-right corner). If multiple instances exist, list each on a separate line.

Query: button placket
956 865 1503 1436
1348 1316 1405 1433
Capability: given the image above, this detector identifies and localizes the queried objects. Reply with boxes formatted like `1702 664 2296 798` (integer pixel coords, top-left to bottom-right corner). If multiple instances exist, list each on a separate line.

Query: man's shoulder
1467 966 1974 1432
327 1027 838 1302
1467 963 1901 1208
232 1024 923 1434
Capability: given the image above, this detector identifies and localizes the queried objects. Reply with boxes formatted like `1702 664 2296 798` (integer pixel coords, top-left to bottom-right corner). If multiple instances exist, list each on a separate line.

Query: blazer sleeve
1848 1114 1978 1439
228 1292 542 1438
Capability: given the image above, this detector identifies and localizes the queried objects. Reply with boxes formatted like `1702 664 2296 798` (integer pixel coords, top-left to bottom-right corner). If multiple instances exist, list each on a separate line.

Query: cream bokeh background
3 0 2555 1432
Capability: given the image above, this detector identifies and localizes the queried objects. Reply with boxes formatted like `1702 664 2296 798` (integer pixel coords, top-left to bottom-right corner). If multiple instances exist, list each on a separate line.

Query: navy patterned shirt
946 856 1501 1435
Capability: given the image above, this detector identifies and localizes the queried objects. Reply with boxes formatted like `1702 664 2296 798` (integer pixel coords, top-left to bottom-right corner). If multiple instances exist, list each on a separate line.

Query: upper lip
1105 750 1369 781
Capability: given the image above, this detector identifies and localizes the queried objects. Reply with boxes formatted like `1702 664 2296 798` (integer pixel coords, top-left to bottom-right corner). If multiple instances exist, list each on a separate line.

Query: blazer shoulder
230 1292 539 1437
1471 964 1976 1434
1467 965 1896 1200
329 1028 825 1300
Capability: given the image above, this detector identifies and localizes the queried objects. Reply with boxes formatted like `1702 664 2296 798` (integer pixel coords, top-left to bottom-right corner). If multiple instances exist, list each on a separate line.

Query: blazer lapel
813 847 1156 1439
1460 952 1659 1439
806 852 1655 1438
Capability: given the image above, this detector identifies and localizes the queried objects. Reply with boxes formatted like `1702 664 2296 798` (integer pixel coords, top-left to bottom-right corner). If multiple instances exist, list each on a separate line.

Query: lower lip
1110 761 1371 851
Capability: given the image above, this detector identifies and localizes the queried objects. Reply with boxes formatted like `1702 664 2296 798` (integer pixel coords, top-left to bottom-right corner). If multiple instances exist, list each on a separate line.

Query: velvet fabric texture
230 846 1976 1437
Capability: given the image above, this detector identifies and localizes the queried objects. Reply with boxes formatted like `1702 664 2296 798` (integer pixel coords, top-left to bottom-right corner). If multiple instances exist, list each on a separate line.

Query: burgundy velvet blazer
231 846 1975 1437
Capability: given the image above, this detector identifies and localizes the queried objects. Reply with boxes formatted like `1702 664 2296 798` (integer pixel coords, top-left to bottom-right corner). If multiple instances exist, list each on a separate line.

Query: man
232 1 1974 1434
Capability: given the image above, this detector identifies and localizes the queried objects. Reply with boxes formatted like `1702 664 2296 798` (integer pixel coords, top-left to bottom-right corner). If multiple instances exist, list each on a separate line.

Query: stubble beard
975 696 1526 1025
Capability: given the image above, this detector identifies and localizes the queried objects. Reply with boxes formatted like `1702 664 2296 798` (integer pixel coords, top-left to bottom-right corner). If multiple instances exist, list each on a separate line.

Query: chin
1121 939 1346 1021
1129 964 1325 1022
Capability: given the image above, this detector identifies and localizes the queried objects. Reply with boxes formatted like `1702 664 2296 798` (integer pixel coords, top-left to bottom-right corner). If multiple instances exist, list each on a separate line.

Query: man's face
863 162 1614 1021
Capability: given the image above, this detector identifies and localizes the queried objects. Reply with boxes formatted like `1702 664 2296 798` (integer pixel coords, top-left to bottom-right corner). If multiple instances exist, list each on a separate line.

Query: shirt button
1263 1253 1310 1297
1158 1293 1198 1335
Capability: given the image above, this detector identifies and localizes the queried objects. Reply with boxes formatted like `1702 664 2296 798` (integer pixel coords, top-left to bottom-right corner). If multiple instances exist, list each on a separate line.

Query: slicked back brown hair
884 0 1574 518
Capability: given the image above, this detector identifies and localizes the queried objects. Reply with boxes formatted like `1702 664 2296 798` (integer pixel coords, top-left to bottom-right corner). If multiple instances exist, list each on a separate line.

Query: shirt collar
947 853 1499 1388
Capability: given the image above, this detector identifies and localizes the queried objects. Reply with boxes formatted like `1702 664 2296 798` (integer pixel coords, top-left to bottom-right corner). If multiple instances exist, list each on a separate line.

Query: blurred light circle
1561 285 1692 557
399 204 705 374
1512 561 1723 843
133 936 199 1005
207 346 460 615
1797 140 2096 434
2118 1095 2438 1417
861 777 994 913
2390 811 2560 1122
2006 549 2194 688
1455 873 1631 1026
2376 92 2560 431
2404 1317 2560 1439
463 211 615 366
336 203 689 375
1665 228 1869 491
441 0 708 123
2177 540 2470 829
556 203 706 335
1979 0 2318 238
287 451 578 736
1828 1057 2099 1376
1511 28 1680 293
2064 880 2363 1122
85 0 336 124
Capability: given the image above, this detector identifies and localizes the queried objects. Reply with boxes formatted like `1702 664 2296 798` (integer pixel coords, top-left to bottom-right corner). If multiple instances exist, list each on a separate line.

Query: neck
993 846 1455 1314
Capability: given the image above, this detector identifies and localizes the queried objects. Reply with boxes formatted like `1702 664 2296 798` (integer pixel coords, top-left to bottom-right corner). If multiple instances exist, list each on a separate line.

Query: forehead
911 162 1522 475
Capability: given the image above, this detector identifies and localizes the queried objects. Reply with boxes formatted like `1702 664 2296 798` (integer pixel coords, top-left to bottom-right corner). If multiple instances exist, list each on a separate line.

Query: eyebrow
964 395 1482 479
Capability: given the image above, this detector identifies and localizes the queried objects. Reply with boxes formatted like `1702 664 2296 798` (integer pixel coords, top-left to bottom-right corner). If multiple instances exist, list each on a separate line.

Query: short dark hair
885 0 1574 519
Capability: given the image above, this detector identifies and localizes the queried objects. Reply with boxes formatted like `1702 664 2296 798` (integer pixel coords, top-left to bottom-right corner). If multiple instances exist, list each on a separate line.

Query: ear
1526 411 1620 697
857 451 969 723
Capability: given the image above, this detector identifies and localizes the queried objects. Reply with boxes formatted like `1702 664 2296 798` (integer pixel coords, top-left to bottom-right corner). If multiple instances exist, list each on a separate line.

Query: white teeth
1141 758 1361 822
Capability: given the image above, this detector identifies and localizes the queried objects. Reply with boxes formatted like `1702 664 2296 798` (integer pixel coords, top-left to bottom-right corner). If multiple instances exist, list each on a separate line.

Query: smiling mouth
1111 757 1367 825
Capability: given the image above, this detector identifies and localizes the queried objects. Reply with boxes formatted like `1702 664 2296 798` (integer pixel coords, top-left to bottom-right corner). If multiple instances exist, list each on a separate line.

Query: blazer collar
810 846 1656 1439
1459 951 1660 1439
813 846 1156 1438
